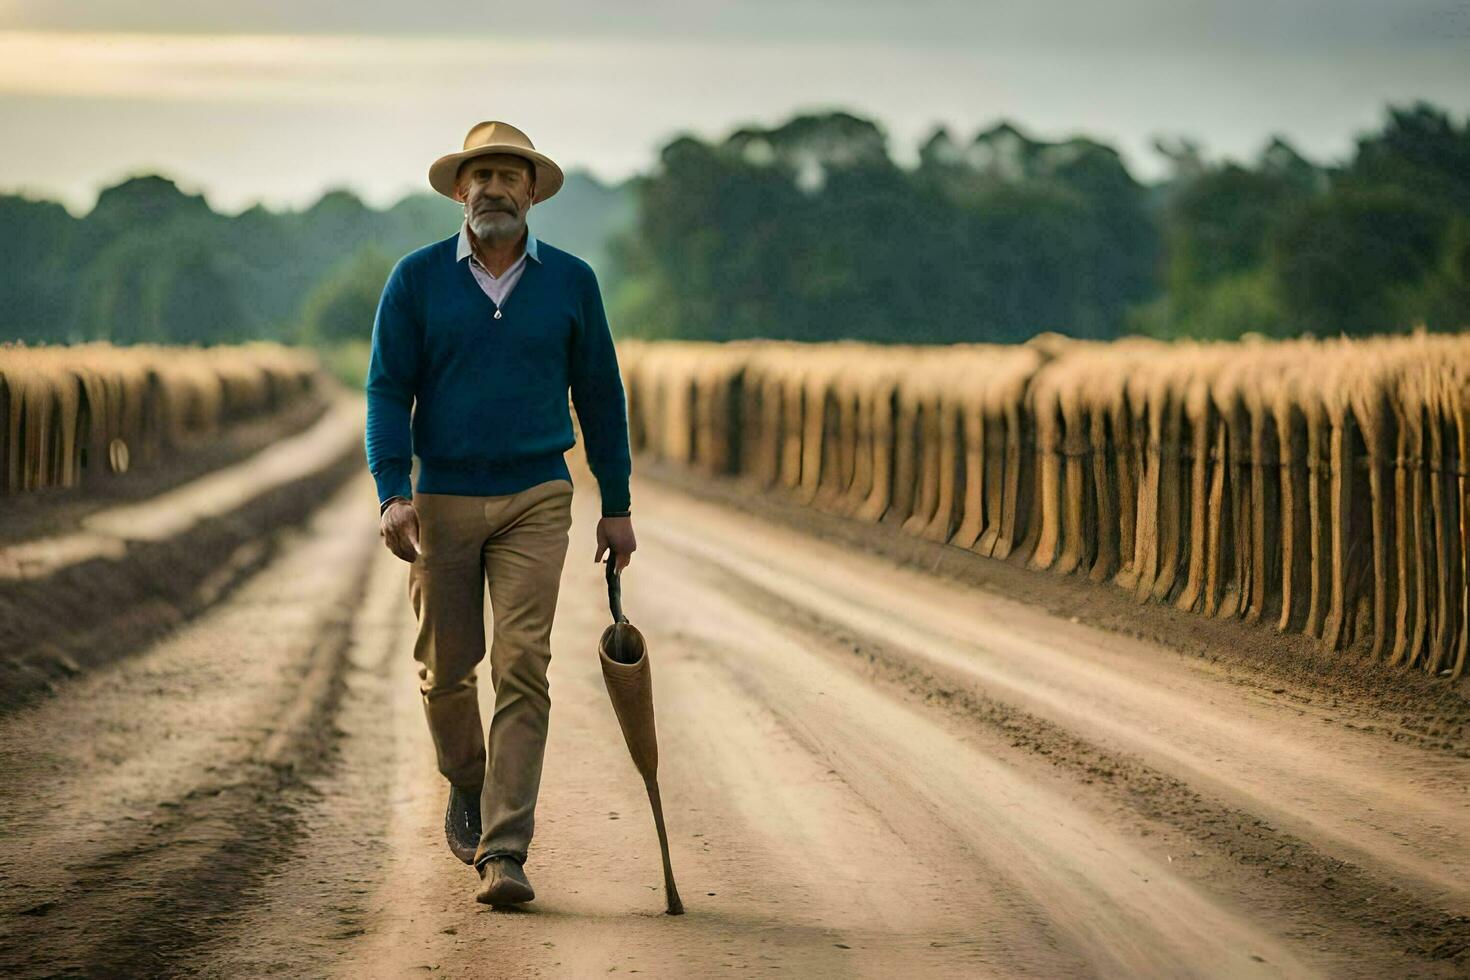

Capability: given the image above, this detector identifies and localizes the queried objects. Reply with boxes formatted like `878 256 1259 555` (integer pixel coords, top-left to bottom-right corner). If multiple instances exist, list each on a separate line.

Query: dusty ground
1 445 1466 978
0 392 363 713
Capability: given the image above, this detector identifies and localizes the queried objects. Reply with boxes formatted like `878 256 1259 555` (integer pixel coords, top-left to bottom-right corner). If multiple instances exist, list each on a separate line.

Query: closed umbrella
598 550 685 915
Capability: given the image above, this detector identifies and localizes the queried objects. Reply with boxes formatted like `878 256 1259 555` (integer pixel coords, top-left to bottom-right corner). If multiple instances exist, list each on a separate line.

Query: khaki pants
407 477 575 866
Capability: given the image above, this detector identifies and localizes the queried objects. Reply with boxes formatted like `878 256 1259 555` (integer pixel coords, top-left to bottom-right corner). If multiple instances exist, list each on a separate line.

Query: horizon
5 98 1464 221
1 1 1466 215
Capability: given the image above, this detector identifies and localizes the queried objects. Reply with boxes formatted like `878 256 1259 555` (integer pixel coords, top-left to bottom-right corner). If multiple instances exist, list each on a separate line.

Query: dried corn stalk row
0 341 320 494
616 333 1470 679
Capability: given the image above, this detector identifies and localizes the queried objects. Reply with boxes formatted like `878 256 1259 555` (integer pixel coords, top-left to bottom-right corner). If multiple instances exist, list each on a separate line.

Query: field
0 338 1466 978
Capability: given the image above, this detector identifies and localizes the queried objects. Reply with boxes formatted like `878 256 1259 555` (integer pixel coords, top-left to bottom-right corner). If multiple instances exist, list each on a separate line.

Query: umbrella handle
605 549 627 624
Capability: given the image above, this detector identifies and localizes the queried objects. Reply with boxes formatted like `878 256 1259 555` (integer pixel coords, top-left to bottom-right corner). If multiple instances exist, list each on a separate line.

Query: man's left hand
595 516 636 571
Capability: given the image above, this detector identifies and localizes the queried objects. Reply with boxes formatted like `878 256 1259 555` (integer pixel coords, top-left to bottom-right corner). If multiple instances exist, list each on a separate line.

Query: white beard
468 208 521 242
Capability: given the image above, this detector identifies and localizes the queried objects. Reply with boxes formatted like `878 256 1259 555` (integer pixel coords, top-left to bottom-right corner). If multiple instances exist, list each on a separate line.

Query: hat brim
428 145 564 204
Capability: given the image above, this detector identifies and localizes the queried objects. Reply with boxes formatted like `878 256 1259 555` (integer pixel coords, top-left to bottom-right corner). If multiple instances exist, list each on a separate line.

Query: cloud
0 4 1463 214
2 0 1466 46
0 31 571 103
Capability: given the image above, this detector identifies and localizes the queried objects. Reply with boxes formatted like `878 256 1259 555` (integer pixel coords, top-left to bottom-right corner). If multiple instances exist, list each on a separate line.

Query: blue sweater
363 231 631 516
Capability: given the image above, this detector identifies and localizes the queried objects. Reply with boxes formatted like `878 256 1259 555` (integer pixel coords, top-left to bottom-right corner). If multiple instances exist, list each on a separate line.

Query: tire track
173 541 414 979
644 524 1470 976
628 551 1316 978
0 476 380 978
0 394 364 716
634 486 1468 903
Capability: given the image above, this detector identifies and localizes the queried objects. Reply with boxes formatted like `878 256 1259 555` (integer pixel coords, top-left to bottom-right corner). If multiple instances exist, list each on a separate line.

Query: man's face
457 153 535 243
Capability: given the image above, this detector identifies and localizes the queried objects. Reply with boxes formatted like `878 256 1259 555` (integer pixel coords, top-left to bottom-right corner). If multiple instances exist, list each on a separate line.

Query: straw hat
428 120 564 204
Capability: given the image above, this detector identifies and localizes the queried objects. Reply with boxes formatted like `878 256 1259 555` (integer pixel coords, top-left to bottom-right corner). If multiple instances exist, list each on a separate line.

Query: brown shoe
475 855 535 906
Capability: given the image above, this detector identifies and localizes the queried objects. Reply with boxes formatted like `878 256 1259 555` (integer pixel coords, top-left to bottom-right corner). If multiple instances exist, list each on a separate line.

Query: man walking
364 120 637 907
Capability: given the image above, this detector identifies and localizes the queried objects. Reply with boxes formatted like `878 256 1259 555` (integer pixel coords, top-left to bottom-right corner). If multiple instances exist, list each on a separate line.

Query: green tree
1164 165 1306 305
1139 134 1324 339
157 242 253 344
0 196 79 341
614 111 1160 345
294 246 394 345
80 228 253 345
1404 215 1470 331
1267 185 1442 335
1346 102 1470 214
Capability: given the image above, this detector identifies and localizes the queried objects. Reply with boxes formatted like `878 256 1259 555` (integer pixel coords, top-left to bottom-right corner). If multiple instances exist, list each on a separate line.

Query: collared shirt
455 220 540 309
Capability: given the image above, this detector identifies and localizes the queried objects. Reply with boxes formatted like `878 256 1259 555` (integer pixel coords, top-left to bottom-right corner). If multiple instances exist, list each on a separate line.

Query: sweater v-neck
457 224 540 314
458 246 543 319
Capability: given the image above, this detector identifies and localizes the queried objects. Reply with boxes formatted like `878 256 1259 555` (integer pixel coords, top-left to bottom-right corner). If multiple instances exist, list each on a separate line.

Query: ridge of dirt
0 516 379 978
0 436 362 716
1 389 333 547
636 458 1470 760
665 548 1470 977
170 541 409 980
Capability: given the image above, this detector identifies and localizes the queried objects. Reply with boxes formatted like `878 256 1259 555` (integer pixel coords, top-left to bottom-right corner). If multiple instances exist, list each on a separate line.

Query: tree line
0 172 629 349
606 101 1469 343
1 100 1464 350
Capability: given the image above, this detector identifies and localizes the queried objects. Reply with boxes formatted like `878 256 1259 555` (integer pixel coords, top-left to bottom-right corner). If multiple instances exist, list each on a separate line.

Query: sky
1 1 1467 215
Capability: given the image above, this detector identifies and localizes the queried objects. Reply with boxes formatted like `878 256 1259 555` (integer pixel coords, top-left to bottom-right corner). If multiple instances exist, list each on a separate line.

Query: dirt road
2 461 1466 978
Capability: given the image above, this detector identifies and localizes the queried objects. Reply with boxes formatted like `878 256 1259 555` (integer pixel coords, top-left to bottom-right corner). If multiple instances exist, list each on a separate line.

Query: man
364 120 637 908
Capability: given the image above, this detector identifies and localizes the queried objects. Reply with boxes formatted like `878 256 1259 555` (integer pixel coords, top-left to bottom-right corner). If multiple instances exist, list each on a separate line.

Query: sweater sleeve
364 260 421 508
569 263 632 516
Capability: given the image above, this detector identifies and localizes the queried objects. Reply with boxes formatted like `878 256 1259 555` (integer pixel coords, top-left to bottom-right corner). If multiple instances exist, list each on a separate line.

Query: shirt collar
456 221 540 265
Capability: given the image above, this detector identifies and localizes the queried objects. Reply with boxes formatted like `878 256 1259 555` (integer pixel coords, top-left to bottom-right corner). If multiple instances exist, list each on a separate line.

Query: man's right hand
380 499 422 562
